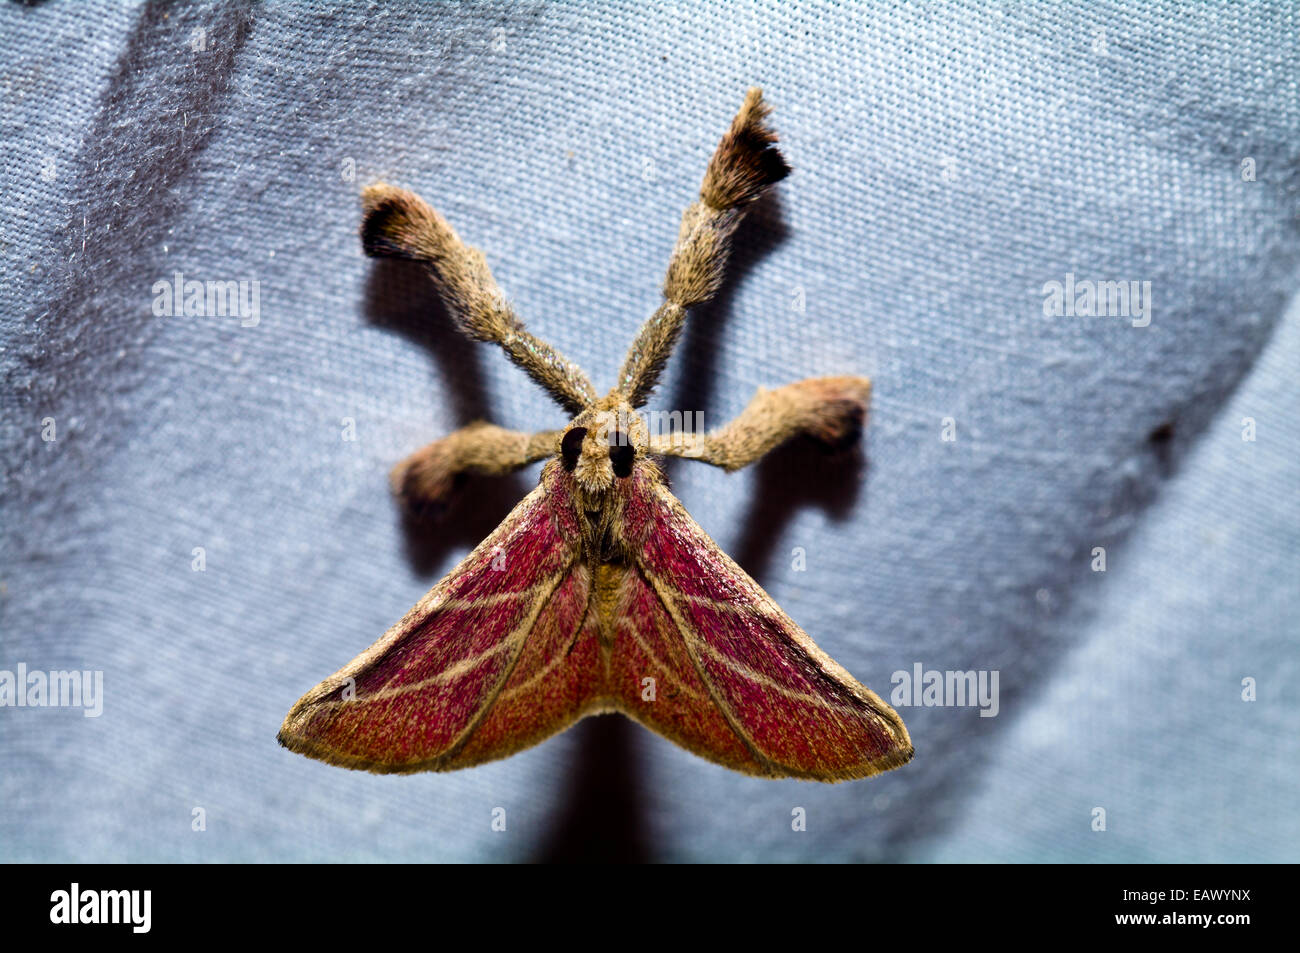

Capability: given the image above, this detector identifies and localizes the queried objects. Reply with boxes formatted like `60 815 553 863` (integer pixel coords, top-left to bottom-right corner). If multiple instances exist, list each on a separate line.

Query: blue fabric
2 0 1297 862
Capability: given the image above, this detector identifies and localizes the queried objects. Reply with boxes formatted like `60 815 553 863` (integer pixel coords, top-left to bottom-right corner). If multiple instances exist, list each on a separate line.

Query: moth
278 89 913 781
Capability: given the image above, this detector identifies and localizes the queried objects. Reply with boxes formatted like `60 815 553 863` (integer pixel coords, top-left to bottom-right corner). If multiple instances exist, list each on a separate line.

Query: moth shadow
730 437 867 584
530 714 652 863
667 189 790 423
363 258 531 578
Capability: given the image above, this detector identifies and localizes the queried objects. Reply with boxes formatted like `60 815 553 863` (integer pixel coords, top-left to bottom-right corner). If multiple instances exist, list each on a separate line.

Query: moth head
560 401 648 493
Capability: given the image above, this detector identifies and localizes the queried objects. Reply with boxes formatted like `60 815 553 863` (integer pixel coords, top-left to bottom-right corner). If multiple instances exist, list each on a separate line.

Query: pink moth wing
280 459 912 780
611 465 913 780
277 470 601 773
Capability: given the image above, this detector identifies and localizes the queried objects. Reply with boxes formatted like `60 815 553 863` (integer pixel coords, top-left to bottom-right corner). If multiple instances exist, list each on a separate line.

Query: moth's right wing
609 465 913 781
278 465 602 773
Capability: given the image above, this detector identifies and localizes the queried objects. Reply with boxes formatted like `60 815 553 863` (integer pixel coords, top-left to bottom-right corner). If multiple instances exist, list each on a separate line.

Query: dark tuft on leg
814 400 865 453
700 88 791 211
360 185 438 260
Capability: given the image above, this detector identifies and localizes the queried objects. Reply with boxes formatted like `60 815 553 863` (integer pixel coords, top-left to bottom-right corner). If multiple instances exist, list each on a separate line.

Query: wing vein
438 555 580 763
499 568 596 703
637 565 786 776
616 613 710 703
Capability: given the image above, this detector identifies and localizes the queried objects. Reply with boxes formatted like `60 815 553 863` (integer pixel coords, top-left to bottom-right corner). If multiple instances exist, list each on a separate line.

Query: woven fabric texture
2 1 1297 861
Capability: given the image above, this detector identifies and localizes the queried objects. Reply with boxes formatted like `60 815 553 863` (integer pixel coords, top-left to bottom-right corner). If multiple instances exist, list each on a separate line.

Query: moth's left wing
279 468 602 773
614 466 912 781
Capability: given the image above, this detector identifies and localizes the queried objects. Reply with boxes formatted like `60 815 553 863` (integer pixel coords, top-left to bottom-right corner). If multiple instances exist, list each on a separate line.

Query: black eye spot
561 427 587 471
608 430 634 478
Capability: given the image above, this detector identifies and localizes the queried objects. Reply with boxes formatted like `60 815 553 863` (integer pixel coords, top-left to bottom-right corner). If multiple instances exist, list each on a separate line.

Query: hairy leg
361 185 597 414
649 376 870 471
392 422 560 510
616 88 790 407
